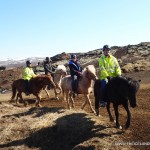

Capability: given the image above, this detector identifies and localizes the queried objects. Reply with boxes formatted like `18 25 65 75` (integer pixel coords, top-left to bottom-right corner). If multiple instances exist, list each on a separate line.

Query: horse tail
11 82 17 100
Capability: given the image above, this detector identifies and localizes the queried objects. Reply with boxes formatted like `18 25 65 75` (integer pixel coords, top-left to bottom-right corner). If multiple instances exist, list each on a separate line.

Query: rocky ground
0 42 150 150
0 71 150 150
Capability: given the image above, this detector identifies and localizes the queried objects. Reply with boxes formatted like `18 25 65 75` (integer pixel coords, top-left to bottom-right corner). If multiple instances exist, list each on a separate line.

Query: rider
99 45 122 107
68 54 82 97
44 57 56 90
23 60 36 95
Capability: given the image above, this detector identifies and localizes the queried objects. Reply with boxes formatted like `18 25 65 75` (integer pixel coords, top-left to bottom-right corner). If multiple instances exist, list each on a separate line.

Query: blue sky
0 0 150 60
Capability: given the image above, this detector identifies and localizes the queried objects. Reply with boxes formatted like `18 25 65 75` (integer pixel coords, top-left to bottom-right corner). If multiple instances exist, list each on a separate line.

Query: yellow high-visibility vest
23 67 36 81
99 54 121 80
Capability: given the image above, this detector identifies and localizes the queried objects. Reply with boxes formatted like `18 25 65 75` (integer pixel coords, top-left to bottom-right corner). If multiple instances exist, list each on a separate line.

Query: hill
0 42 150 150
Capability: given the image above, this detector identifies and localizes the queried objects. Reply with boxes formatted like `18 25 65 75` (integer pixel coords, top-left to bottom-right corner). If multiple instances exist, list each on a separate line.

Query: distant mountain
0 42 150 70
0 57 45 69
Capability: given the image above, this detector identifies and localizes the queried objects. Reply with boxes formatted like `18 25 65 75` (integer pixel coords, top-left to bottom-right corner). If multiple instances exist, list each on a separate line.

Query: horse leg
16 93 19 104
66 91 71 109
106 102 114 122
69 92 75 108
95 93 100 116
54 89 59 100
81 95 88 110
44 86 50 98
82 94 95 113
123 102 131 129
18 92 27 106
35 94 42 107
113 103 122 129
54 85 62 100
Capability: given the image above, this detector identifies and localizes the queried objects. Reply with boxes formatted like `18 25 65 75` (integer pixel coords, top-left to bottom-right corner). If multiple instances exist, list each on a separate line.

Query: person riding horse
98 45 122 107
23 60 36 95
44 57 56 90
68 54 82 97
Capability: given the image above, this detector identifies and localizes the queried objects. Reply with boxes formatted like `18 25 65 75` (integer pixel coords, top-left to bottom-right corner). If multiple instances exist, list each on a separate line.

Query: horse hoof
36 104 41 107
9 100 14 103
117 126 122 129
125 124 130 129
109 118 114 122
24 103 28 107
92 110 96 114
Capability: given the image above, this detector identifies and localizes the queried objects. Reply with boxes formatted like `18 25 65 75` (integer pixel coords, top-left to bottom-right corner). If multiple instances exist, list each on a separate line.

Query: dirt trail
0 71 149 150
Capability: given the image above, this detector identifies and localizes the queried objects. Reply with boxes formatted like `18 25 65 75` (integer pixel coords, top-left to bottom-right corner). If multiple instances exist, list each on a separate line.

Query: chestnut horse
44 65 67 99
94 76 141 129
10 75 56 107
61 65 97 113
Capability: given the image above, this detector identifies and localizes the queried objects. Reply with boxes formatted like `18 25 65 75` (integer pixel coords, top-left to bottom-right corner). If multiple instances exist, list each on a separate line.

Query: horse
10 75 57 107
44 65 67 99
94 76 141 129
61 65 97 113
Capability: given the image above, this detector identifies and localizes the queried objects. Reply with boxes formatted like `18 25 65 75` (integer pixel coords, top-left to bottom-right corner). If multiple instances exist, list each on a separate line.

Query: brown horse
10 75 56 107
61 65 97 113
44 65 67 99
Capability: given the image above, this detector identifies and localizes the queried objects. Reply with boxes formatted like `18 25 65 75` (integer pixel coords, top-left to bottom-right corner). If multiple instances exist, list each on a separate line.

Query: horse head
128 78 141 108
83 65 97 81
55 65 67 77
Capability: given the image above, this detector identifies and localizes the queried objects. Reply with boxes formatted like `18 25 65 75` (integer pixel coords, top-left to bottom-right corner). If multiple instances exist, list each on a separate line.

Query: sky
0 0 150 60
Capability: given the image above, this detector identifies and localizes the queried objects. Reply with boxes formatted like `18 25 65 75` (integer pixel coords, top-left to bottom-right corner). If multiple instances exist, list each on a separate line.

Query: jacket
68 60 82 76
44 62 56 75
23 67 36 81
99 54 121 80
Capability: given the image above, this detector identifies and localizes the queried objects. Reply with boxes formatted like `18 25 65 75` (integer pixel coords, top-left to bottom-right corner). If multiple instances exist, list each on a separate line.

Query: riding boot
25 80 30 95
71 80 76 98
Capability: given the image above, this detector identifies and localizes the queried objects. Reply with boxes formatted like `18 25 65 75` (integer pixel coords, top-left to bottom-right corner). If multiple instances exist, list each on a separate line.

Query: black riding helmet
26 60 31 65
45 57 52 62
103 45 111 51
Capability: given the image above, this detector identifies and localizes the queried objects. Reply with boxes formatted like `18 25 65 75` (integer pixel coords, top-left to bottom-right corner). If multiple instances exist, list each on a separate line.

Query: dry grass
0 71 150 150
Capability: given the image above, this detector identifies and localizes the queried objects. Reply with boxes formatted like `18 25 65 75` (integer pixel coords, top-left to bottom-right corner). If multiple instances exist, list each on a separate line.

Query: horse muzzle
130 103 137 108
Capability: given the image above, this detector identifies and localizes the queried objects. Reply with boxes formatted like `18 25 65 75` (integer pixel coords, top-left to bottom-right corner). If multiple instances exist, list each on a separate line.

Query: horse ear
86 66 88 70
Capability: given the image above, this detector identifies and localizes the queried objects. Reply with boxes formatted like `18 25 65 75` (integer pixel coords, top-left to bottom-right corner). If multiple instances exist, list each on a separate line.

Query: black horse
94 76 141 129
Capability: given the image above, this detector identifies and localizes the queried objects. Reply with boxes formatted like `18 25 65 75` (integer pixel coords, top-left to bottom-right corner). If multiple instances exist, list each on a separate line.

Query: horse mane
82 65 96 76
30 75 51 82
120 76 140 91
56 65 66 72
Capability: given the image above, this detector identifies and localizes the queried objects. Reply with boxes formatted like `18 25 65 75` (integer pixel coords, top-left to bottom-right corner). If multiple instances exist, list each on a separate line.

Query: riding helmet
103 45 111 51
46 57 52 62
26 60 31 65
46 57 49 61
71 54 77 59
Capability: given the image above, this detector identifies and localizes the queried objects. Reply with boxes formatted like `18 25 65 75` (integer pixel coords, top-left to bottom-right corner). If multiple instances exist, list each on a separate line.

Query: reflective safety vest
23 67 36 81
99 54 121 80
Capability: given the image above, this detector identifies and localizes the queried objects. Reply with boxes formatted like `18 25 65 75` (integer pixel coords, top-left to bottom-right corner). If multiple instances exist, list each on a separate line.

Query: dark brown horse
10 75 56 107
94 76 141 129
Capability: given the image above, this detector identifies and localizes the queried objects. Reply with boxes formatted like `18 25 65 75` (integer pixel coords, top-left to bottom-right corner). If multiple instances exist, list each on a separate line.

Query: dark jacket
68 60 82 77
44 61 56 75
